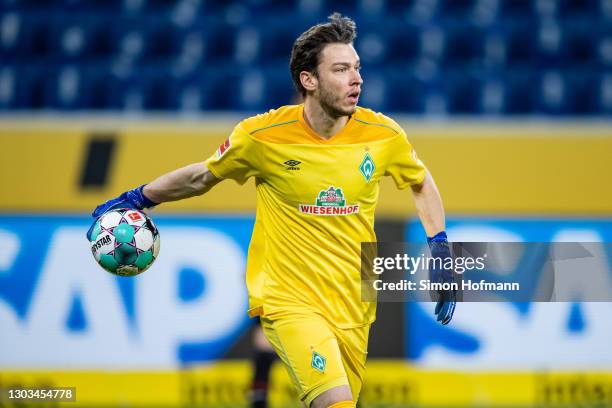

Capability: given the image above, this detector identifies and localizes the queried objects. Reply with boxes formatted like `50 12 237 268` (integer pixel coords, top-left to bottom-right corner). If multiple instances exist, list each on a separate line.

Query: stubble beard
316 81 356 118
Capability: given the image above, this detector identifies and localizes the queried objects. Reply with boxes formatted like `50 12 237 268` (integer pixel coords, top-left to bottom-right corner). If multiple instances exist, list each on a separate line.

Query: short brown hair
290 13 357 97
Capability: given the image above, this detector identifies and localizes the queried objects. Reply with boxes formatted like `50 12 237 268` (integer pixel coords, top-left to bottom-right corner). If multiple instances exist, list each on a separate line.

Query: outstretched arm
143 162 221 204
411 170 445 237
411 170 455 325
89 162 222 222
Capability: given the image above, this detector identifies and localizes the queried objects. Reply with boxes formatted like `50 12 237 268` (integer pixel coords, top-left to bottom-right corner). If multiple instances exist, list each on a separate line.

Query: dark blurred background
1 0 611 115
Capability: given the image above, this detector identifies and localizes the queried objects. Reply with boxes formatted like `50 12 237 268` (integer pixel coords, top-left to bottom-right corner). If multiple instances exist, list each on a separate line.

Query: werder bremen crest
359 152 375 182
311 351 326 373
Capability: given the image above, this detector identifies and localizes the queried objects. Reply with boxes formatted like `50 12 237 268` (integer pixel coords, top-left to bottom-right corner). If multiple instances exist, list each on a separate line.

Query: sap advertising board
1 216 611 369
407 219 612 370
0 216 254 368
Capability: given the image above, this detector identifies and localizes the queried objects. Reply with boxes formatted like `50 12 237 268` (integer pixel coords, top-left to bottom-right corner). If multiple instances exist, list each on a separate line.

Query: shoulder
352 107 404 136
239 105 301 136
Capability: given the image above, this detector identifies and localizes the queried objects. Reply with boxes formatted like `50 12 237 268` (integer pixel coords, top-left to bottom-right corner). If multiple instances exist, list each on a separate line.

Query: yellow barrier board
1 119 611 216
2 361 612 407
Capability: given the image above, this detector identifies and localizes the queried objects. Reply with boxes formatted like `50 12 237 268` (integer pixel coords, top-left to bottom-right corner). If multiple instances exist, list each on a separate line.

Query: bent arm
143 162 222 204
411 170 446 237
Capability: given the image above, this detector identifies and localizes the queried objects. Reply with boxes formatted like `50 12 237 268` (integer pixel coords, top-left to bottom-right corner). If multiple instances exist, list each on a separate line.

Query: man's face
312 43 363 117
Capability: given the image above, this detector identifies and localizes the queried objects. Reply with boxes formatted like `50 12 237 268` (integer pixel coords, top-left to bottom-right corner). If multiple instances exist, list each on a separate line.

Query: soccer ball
89 208 160 276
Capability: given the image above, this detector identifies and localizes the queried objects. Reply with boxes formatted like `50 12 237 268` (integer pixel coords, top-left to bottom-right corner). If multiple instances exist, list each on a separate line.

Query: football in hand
89 208 160 276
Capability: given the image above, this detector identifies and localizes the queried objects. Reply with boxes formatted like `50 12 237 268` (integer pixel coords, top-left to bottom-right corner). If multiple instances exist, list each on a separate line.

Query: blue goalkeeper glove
427 231 456 325
86 185 157 240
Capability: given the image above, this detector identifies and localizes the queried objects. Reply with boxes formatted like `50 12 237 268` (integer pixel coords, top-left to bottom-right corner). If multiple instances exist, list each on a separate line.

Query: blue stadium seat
205 22 238 63
566 70 600 115
0 13 23 62
482 31 507 68
535 71 571 115
202 67 243 110
145 21 183 62
386 23 421 63
79 66 115 109
504 70 537 114
559 0 599 18
321 0 357 18
21 67 52 109
480 78 507 115
356 30 388 66
564 19 599 67
44 66 91 110
142 70 178 110
236 69 267 111
112 21 148 62
261 67 296 108
386 0 419 19
504 21 537 67
418 25 446 62
172 27 206 71
10 0 63 10
58 0 127 13
89 18 116 59
357 0 387 19
386 70 433 113
438 0 476 19
597 74 612 114
245 0 300 17
257 22 300 63
598 33 612 68
443 70 481 114
104 71 146 111
4 0 124 12
535 20 573 69
44 17 97 62
0 66 20 109
358 70 389 112
21 16 54 59
146 0 179 13
499 0 536 19
443 22 486 66
0 0 607 114
174 81 204 112
294 0 323 17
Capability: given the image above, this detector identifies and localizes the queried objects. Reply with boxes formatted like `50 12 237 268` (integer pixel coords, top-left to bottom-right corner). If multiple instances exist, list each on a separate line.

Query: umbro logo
284 160 301 171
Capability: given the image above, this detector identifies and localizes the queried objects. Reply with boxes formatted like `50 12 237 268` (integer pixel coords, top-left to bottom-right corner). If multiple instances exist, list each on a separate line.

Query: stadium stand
0 0 610 114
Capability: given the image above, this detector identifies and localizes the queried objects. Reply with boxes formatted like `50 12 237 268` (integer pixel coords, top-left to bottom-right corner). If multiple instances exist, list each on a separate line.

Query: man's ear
300 71 317 93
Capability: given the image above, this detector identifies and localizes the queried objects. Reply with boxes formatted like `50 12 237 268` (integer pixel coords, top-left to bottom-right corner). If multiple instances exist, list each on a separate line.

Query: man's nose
352 69 363 86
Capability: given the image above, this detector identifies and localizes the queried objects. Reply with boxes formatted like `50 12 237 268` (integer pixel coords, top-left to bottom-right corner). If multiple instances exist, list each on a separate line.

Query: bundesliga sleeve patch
216 138 231 158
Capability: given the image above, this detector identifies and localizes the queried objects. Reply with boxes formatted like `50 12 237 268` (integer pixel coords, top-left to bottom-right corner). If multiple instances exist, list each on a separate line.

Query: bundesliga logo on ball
89 209 160 276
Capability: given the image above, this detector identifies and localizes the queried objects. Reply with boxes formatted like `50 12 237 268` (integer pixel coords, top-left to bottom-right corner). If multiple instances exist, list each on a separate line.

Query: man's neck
303 98 349 139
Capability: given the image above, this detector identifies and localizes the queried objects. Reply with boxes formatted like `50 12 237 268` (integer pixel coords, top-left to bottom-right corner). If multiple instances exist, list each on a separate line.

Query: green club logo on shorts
311 351 326 373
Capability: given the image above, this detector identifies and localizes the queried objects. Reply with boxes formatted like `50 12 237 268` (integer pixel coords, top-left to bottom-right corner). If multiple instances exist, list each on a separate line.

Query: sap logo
407 222 612 369
0 229 19 274
0 222 250 368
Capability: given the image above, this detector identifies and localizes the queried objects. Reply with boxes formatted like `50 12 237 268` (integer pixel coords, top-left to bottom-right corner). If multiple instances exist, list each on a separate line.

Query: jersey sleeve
384 131 427 189
205 123 260 184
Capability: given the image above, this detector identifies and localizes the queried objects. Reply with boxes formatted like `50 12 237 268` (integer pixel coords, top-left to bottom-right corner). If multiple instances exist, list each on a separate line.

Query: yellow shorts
260 312 370 406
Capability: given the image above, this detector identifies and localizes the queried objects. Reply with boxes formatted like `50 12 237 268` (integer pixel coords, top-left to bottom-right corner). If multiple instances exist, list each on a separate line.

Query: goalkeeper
89 13 455 408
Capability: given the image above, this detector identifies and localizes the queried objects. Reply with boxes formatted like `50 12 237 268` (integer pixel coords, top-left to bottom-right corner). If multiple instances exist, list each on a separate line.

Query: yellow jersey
205 104 426 328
